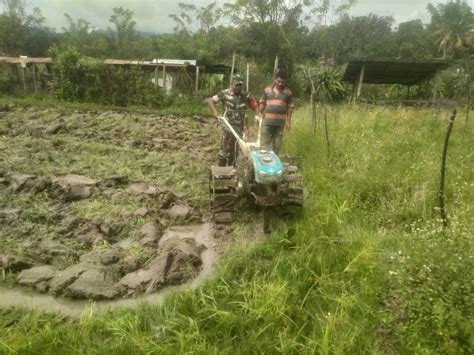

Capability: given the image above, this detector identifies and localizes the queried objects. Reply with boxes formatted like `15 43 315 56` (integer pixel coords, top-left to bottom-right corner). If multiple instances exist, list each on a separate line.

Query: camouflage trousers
261 124 284 154
218 122 244 166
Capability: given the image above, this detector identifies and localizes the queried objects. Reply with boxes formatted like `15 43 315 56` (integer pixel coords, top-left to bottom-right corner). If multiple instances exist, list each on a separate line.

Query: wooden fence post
32 64 38 94
229 52 236 87
195 65 199 93
355 65 365 102
438 109 457 228
162 64 166 93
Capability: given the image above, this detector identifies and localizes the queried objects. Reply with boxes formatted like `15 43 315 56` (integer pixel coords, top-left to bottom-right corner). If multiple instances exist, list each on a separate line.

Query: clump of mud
1 171 207 300
11 224 213 300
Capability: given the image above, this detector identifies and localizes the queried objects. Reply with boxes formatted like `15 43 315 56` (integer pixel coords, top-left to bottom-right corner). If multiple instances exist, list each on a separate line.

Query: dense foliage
48 46 169 107
0 1 472 68
0 0 472 105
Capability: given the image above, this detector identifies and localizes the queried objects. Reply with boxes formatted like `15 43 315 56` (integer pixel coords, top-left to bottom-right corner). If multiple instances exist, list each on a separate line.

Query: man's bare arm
286 107 293 130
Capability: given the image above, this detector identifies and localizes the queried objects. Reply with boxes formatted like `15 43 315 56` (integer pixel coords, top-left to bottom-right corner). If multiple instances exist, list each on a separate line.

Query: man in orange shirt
256 70 294 153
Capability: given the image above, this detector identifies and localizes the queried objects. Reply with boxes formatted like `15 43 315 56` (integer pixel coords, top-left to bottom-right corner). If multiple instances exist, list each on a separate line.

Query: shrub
0 61 17 94
295 64 347 102
49 46 170 108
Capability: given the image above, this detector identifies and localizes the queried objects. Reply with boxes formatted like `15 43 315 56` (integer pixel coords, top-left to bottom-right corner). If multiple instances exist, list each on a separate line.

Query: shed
103 59 231 92
342 58 449 102
0 56 54 92
0 56 53 64
0 56 232 94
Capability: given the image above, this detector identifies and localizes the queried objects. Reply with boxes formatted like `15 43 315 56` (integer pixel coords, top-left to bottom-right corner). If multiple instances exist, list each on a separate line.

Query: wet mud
0 224 217 316
0 106 233 314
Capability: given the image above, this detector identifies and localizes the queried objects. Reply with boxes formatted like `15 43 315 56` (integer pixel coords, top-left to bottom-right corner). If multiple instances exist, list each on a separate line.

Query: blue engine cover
251 149 284 184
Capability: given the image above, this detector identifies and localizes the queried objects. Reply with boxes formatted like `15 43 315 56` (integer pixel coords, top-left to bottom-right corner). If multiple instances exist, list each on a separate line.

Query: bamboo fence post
438 109 457 228
246 63 250 92
322 86 330 157
309 77 317 133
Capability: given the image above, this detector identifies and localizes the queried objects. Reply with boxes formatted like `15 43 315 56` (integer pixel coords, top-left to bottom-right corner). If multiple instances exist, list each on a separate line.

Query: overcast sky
20 0 443 33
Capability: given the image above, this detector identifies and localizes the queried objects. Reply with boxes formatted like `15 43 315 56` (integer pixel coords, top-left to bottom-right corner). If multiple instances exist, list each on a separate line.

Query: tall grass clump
1 104 472 354
287 104 473 353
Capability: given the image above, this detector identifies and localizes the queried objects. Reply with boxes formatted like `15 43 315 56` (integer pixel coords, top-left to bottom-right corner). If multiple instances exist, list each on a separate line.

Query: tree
0 0 28 54
396 20 436 59
168 2 231 62
427 0 474 59
223 0 313 76
108 7 137 58
2 0 26 19
169 2 195 34
169 2 223 35
0 1 54 55
306 14 396 64
312 0 357 26
224 0 308 25
62 14 92 49
58 14 112 58
197 2 223 34
24 8 57 56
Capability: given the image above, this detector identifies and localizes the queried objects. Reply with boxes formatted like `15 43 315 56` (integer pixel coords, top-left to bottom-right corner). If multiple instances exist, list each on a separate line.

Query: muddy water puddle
0 223 217 317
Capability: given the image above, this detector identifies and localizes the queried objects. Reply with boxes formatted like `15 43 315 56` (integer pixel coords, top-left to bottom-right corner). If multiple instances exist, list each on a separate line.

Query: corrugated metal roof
153 59 197 66
103 59 156 66
203 64 232 74
0 56 230 74
0 56 53 64
343 58 449 85
104 59 198 68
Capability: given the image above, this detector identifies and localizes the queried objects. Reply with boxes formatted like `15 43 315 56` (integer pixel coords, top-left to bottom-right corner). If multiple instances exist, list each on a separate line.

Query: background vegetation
0 0 472 105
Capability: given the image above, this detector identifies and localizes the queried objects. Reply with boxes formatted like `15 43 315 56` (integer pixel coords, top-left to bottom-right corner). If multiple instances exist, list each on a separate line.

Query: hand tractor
209 112 303 233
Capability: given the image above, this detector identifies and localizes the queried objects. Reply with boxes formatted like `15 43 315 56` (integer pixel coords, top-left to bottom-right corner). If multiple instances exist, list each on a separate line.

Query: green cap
232 74 244 84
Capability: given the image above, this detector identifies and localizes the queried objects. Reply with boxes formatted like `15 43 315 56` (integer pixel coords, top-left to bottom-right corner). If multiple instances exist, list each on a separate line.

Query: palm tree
427 0 474 59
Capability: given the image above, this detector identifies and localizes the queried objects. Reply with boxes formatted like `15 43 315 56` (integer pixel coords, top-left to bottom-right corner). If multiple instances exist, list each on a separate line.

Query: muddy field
0 104 257 302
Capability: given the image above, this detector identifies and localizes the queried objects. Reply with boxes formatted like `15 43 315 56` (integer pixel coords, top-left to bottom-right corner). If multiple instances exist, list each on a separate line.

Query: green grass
1 103 473 353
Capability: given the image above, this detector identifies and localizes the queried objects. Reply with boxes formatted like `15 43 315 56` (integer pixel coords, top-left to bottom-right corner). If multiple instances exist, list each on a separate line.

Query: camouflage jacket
212 89 256 125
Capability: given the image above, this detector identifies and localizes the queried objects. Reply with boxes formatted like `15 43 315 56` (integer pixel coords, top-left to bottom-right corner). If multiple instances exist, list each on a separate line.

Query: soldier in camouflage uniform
209 74 257 166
